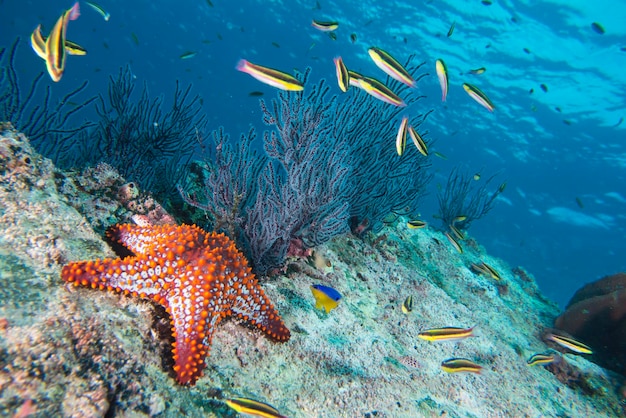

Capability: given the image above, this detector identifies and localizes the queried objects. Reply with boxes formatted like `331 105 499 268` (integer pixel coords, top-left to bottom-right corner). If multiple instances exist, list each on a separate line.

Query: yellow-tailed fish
482 262 501 281
453 215 467 224
396 116 409 156
85 1 110 21
407 220 426 229
368 47 415 87
408 126 428 156
311 19 338 32
350 33 357 43
32 26 87 58
447 22 456 38
45 2 80 82
449 224 465 241
444 231 463 253
333 56 349 92
435 59 448 102
62 39 87 55
402 295 413 314
469 67 486 75
473 172 481 181
547 333 593 354
180 51 197 60
433 151 448 160
463 83 495 112
470 262 490 276
30 25 47 59
441 358 482 374
418 326 474 342
347 70 365 88
310 284 342 313
236 59 304 91
498 182 507 193
225 397 287 418
527 353 556 366
357 76 406 107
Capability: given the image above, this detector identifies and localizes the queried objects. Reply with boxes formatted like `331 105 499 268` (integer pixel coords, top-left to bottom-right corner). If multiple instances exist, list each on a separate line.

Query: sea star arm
107 224 204 256
230 291 291 342
61 255 166 299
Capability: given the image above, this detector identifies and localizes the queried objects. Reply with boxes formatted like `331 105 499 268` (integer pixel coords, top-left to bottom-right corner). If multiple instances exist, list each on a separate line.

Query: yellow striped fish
463 83 495 112
396 116 409 156
449 224 465 241
527 353 556 366
236 59 304 91
347 70 366 88
408 126 428 156
402 295 413 314
441 358 482 374
85 1 110 21
311 19 338 32
436 59 448 102
225 397 287 418
444 231 463 253
418 326 474 342
44 2 81 82
356 76 406 107
368 47 415 87
407 220 427 229
547 333 593 354
31 25 86 58
333 56 349 92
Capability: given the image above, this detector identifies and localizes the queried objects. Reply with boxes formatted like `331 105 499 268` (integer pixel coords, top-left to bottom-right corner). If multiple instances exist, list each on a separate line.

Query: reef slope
0 124 623 417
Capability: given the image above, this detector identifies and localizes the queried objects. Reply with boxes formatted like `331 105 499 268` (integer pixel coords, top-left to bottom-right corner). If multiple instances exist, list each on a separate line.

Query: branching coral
0 38 96 165
181 63 433 274
436 167 505 231
85 65 207 205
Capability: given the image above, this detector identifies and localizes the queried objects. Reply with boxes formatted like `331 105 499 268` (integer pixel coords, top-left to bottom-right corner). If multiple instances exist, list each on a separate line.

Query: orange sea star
61 223 291 385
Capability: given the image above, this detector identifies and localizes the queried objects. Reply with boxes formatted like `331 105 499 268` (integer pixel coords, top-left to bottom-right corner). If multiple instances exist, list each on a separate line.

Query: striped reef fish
441 358 482 374
368 46 415 87
463 83 495 112
236 59 304 91
418 326 475 342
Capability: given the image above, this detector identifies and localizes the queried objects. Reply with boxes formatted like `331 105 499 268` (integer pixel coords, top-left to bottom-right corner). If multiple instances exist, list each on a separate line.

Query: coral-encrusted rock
554 273 626 375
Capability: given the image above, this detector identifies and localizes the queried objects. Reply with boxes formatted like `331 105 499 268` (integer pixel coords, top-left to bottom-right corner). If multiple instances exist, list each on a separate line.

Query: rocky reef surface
1 123 624 417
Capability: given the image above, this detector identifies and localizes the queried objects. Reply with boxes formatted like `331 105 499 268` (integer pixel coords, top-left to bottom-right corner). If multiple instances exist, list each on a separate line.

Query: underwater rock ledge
0 123 624 417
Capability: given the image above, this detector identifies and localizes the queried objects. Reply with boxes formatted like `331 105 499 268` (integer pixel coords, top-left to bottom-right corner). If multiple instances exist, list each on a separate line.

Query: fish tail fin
236 59 249 72
68 2 81 21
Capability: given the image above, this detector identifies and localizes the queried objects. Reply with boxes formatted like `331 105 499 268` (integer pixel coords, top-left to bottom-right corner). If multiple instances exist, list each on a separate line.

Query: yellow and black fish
311 19 338 32
527 353 556 366
402 295 413 314
333 56 349 92
407 220 427 229
43 2 81 82
396 116 409 156
463 83 495 112
441 358 482 374
419 326 474 342
408 126 428 156
368 46 415 87
225 397 287 418
236 59 304 91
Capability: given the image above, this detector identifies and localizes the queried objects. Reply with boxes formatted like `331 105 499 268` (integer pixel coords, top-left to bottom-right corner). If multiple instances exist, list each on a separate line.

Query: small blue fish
310 284 342 313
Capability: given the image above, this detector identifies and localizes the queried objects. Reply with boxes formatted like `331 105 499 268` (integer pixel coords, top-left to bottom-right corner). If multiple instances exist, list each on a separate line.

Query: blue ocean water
1 0 624 308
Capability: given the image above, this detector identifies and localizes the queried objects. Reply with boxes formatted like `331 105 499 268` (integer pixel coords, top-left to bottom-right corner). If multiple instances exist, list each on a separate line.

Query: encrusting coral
61 223 291 385
555 272 626 375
